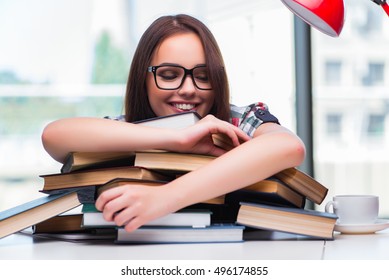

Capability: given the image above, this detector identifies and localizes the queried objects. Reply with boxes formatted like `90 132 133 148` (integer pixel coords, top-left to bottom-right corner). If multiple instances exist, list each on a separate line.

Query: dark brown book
236 202 337 239
32 214 85 233
40 166 172 191
62 150 215 174
61 151 135 173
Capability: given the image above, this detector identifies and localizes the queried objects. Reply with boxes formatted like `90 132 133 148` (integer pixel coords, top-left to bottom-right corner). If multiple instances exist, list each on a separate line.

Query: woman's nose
177 75 196 96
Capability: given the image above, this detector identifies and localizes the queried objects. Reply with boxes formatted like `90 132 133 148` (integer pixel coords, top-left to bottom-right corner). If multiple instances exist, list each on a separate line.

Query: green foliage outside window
91 31 130 84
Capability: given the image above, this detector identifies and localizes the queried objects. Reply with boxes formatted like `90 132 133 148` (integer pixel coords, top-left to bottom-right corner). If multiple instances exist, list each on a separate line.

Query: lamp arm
371 0 389 16
371 0 386 4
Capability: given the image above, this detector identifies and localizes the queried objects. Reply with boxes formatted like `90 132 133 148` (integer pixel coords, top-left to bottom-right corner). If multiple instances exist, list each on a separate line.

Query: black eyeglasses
147 64 212 90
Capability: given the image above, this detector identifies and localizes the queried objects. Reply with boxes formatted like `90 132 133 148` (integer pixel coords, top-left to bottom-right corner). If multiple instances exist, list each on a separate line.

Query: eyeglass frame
147 64 212 90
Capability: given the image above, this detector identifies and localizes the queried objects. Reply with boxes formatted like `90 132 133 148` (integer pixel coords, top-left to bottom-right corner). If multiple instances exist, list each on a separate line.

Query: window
367 114 385 137
354 4 383 36
362 62 385 86
326 113 342 137
325 61 342 86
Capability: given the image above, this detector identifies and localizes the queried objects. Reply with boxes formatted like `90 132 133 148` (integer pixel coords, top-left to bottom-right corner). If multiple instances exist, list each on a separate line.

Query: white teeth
173 103 195 110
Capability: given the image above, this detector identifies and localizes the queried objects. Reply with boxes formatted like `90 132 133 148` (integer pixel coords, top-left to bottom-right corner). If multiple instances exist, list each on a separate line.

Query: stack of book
0 111 337 242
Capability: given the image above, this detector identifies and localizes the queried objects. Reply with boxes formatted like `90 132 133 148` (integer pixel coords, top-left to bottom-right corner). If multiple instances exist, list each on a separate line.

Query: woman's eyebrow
156 63 207 68
158 62 181 67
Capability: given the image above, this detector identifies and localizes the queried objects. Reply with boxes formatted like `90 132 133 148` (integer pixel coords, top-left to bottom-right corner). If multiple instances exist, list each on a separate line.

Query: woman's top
106 102 279 138
230 102 279 138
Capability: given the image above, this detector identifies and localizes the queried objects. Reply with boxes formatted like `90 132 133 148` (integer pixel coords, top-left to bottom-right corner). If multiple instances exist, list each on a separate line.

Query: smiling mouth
172 103 197 111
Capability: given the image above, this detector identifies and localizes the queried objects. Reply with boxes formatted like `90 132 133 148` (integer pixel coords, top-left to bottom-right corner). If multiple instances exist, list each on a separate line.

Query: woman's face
146 32 215 117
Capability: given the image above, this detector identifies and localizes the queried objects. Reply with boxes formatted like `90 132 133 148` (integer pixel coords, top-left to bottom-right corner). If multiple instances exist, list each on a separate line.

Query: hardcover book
116 224 244 244
81 203 212 228
236 202 337 239
273 167 328 204
40 166 172 191
226 178 306 208
32 214 85 234
61 151 135 173
0 192 81 239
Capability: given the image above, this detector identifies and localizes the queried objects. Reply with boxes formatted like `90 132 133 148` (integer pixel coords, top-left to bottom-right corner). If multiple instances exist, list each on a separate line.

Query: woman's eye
158 71 180 81
195 73 209 82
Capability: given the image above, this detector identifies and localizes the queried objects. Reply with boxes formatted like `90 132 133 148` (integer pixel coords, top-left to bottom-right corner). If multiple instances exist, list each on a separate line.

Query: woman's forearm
41 117 177 163
41 115 250 163
163 128 306 213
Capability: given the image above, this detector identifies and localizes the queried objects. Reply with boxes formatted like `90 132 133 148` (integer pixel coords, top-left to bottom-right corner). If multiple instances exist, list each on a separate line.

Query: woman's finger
95 186 126 211
113 205 136 226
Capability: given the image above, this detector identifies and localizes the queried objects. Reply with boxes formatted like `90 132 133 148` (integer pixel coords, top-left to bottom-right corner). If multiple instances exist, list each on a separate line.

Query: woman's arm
41 115 250 163
41 117 176 163
96 122 306 232
168 123 306 208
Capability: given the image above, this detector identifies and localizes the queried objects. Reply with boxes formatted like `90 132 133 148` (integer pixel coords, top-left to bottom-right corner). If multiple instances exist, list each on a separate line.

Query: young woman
42 14 305 232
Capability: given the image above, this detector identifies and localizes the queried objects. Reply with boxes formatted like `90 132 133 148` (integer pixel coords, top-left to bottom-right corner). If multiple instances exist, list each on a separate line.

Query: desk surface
1 229 389 260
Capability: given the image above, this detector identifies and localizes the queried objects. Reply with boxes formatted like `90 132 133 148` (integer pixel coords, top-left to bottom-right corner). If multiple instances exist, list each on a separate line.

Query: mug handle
325 200 337 213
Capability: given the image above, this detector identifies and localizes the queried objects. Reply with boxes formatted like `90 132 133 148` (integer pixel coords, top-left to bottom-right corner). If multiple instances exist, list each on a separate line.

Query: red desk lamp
281 0 389 37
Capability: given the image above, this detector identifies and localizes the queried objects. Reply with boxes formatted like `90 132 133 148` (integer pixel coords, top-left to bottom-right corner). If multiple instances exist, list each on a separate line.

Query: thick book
226 178 306 208
134 150 215 173
32 214 85 234
236 202 337 239
0 192 81 239
273 168 328 205
61 150 215 175
40 166 172 191
61 151 135 173
116 224 244 244
81 203 212 228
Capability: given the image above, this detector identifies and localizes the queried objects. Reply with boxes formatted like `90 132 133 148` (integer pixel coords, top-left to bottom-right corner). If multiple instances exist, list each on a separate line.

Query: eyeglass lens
154 66 211 90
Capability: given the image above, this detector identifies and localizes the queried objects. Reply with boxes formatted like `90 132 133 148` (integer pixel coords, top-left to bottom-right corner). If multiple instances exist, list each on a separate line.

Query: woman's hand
171 114 250 156
95 184 175 232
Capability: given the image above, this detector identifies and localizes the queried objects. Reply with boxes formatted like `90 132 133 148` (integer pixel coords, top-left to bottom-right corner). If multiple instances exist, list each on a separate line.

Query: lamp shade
281 0 345 37
383 2 389 17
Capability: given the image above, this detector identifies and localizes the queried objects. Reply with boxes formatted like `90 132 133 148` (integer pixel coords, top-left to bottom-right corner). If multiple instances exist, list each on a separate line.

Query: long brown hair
124 14 230 122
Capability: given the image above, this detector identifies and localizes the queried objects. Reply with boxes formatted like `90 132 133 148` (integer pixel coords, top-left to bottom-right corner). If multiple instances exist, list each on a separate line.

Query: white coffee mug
325 195 379 225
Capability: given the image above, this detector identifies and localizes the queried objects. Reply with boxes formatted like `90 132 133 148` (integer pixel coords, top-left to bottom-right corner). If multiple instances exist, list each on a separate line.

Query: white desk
1 229 389 260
